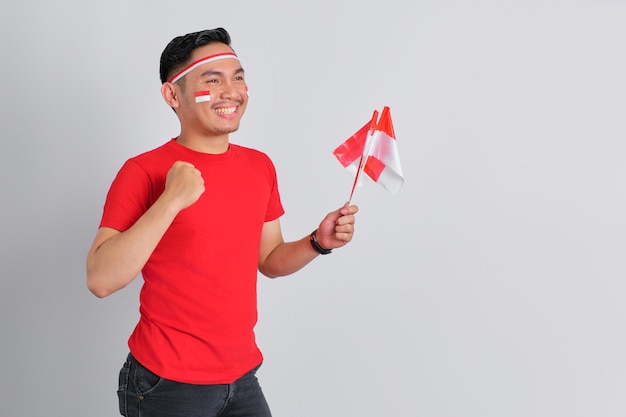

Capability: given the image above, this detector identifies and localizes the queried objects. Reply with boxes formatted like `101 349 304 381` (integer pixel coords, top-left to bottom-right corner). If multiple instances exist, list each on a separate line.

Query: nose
218 80 242 101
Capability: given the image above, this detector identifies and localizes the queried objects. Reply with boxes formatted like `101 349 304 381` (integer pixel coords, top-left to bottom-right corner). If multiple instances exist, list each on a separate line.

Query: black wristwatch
309 229 332 255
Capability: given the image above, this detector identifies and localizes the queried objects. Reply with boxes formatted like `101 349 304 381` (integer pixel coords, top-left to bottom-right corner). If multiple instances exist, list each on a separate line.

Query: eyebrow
199 67 245 79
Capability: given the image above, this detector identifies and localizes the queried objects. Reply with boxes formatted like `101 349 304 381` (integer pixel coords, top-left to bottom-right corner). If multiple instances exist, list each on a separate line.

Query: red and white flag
194 90 211 103
333 106 404 200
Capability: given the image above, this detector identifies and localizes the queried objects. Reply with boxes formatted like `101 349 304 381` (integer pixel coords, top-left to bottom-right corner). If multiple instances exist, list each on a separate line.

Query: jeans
117 353 272 417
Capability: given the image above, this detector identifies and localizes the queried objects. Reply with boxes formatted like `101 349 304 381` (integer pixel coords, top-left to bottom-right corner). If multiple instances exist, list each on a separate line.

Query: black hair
159 28 232 84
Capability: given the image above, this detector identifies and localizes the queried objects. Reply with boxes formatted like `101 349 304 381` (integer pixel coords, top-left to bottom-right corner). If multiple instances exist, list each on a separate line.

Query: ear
161 82 181 109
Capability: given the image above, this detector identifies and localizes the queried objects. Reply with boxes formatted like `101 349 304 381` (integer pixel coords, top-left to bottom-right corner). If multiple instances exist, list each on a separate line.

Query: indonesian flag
333 106 404 197
195 90 211 103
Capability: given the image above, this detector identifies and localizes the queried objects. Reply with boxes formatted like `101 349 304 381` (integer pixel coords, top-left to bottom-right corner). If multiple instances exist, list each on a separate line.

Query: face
168 42 248 137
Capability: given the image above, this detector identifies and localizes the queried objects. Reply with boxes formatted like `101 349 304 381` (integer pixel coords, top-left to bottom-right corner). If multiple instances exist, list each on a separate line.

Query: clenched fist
162 160 205 211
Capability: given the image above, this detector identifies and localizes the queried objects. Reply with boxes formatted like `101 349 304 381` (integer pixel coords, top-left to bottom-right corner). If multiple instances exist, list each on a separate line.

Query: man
86 28 358 417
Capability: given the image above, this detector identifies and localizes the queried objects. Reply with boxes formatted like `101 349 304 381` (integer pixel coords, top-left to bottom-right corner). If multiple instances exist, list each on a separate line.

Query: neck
176 131 230 154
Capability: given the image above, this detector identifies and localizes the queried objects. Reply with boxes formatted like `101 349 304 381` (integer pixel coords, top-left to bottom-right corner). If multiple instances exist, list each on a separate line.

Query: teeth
214 107 236 115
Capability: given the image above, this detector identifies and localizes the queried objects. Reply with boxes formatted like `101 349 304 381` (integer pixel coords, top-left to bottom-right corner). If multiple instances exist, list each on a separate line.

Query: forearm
258 235 319 278
86 199 179 297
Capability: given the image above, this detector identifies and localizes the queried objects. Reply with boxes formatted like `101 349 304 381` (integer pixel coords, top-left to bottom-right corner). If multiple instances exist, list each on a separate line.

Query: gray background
1 1 625 416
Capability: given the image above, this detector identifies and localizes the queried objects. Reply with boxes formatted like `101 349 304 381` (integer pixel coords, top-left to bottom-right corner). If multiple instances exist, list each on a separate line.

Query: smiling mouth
214 106 237 115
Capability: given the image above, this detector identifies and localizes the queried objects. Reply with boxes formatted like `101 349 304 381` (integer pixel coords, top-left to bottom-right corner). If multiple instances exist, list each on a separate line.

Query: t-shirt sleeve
265 157 285 222
99 159 153 232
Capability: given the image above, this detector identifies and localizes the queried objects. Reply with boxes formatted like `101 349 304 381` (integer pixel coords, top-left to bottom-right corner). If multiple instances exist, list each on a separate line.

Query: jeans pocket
134 359 164 396
117 360 131 416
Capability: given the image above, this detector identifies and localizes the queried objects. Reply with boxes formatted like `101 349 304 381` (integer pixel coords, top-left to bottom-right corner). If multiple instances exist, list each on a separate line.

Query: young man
86 28 358 417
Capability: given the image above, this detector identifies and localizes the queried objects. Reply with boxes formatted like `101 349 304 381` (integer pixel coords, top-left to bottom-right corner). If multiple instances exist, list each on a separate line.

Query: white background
1 1 626 416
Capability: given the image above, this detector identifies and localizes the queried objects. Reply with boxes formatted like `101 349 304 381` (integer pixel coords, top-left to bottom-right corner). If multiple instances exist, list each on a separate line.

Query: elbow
86 278 112 298
88 285 112 299
86 268 115 298
258 266 280 279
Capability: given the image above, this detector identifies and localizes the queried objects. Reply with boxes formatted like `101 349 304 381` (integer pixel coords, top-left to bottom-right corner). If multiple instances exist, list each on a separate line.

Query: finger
174 160 194 168
335 222 354 233
324 209 344 224
333 231 354 243
335 214 355 226
340 204 359 216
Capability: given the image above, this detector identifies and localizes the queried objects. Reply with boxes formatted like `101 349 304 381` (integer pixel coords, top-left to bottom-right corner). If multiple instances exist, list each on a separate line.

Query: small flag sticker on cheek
195 90 211 103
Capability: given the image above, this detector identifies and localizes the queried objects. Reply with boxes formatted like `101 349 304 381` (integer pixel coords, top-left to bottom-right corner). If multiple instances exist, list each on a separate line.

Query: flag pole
347 155 364 205
347 109 379 205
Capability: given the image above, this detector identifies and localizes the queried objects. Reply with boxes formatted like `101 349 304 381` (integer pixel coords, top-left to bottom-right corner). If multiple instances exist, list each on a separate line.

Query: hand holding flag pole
333 106 404 203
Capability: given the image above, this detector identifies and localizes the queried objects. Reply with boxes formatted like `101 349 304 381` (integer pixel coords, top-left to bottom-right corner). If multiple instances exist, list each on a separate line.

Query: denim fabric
117 353 272 417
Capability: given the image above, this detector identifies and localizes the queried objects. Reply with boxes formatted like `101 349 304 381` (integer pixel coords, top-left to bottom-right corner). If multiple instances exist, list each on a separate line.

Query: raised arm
257 203 358 278
86 161 205 297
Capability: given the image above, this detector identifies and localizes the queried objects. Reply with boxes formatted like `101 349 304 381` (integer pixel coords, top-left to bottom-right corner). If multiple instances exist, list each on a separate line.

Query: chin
215 124 240 135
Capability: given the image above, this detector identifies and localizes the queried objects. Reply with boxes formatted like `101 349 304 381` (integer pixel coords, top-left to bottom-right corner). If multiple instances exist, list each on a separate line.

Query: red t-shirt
100 139 284 384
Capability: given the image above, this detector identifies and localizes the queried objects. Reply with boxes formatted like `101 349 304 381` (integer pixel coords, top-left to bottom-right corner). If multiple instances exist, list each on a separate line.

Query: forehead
188 43 242 78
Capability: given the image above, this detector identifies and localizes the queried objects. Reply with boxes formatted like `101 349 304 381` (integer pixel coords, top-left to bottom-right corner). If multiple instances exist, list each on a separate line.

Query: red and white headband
168 51 239 83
